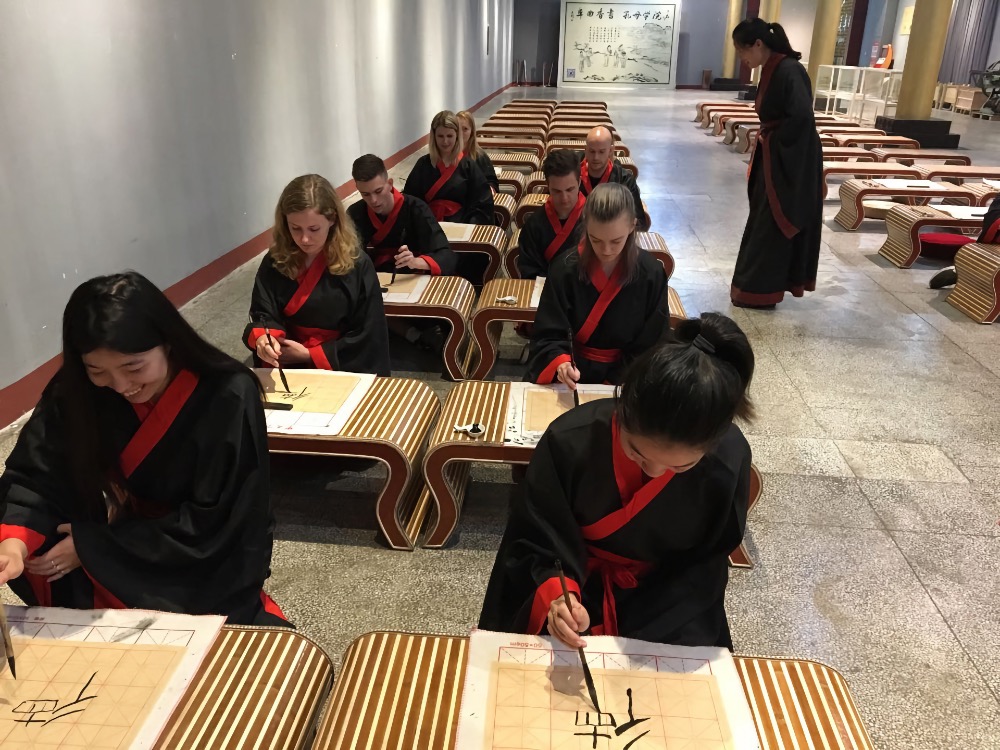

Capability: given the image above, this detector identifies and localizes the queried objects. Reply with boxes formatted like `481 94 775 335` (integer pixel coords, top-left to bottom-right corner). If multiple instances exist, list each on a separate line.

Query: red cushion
919 233 974 261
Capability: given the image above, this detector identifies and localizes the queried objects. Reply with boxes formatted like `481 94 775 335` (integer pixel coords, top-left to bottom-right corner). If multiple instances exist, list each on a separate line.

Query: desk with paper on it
439 222 476 243
256 368 376 436
505 383 616 446
377 272 430 304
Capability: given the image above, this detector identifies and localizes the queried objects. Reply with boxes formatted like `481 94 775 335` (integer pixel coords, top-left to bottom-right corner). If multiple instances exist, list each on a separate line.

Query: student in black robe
244 174 391 375
403 110 494 225
348 154 456 276
928 195 1000 289
457 110 501 195
0 272 286 626
526 183 669 387
480 313 755 650
581 126 648 230
730 20 823 309
518 149 586 280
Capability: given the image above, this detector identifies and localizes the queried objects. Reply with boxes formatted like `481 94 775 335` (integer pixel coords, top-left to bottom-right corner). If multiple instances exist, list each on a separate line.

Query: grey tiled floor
3 89 1000 748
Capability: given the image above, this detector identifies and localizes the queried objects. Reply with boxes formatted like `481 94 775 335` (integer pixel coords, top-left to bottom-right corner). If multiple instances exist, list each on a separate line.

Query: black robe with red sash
0 369 284 626
517 193 586 280
732 54 823 306
479 399 750 649
243 251 390 375
580 159 647 230
403 153 494 225
473 150 501 194
347 190 456 276
526 246 669 385
977 195 1000 243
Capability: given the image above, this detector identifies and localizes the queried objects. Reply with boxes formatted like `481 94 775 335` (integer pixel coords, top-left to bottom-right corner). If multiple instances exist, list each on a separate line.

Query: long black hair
615 313 755 448
732 18 802 60
58 271 260 518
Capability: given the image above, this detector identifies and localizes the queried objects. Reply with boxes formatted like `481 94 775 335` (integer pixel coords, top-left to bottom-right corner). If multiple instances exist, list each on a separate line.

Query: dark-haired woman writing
526 183 669 386
480 313 754 649
0 272 286 626
730 19 822 309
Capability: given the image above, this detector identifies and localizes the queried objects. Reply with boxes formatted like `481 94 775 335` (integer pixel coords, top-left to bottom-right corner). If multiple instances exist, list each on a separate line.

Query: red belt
428 199 462 221
577 344 622 364
289 325 341 349
585 545 651 636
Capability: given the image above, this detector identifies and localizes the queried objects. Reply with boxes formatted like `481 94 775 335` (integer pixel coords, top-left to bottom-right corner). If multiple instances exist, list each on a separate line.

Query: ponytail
615 313 756 448
732 18 802 60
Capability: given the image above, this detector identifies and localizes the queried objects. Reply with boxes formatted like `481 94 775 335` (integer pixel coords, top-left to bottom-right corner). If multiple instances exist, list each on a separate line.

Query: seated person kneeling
518 149 587 281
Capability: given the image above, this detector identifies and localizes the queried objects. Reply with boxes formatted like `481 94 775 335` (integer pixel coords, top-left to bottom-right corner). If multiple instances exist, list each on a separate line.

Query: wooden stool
495 170 526 202
878 205 984 268
486 150 540 174
947 243 1000 323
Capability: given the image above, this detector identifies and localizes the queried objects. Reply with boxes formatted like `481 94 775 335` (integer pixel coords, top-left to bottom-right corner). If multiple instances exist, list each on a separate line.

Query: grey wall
0 0 514 391
892 0 917 67
780 0 818 63
676 0 729 85
513 0 561 82
990 11 1000 62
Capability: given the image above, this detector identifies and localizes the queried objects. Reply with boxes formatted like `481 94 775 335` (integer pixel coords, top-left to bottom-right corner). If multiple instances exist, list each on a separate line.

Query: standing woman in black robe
456 110 500 195
243 174 391 375
730 20 822 309
0 272 286 626
480 313 755 649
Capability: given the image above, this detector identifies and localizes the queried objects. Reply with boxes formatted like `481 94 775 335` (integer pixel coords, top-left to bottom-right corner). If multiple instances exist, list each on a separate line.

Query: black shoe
929 267 957 289
732 300 777 310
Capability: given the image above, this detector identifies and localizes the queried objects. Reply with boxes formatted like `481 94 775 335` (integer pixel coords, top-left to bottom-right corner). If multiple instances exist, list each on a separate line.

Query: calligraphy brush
250 313 290 393
555 559 599 713
393 226 407 286
0 603 16 679
567 327 580 407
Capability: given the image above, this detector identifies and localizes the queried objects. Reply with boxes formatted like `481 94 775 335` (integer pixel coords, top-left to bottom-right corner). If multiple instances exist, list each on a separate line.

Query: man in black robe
580 127 648 230
518 149 586 280
348 154 457 277
479 398 750 649
929 195 1000 289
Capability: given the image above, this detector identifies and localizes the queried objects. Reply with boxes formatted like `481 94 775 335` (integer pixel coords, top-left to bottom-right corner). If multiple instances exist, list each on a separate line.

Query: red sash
581 160 613 195
580 415 675 636
576 249 626 346
982 217 1000 244
543 193 586 261
368 188 405 250
120 369 199 479
288 325 342 350
283 253 327 317
425 152 464 221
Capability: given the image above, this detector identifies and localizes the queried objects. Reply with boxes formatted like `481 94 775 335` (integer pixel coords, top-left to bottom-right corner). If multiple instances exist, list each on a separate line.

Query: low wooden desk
833 179 975 230
313 632 874 749
871 148 972 165
698 105 753 127
823 146 879 161
735 124 759 153
266 375 441 550
878 205 984 268
548 123 622 141
914 164 1000 183
382 276 476 380
546 138 632 159
834 134 920 149
492 192 516 231
449 224 509 285
496 170 526 202
551 112 613 126
478 137 545 160
156 626 333 750
478 124 548 141
487 113 551 125
948 243 1000 323
695 100 752 119
723 116 759 144
822 162 922 198
486 150 541 174
816 126 884 136
501 102 555 113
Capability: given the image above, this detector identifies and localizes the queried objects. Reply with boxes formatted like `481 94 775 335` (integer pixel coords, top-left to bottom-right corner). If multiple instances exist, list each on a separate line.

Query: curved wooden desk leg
470 314 502 380
439 311 468 382
422 452 468 548
483 250 502 284
729 463 763 569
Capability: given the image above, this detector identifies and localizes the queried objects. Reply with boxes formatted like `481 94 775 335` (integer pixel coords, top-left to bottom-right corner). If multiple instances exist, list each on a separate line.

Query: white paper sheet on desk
455 629 761 750
378 272 430 304
494 166 503 176
2 605 224 750
936 205 987 220
263 371 376 436
439 222 476 243
984 178 1000 189
875 178 936 189
504 382 616 447
529 276 546 308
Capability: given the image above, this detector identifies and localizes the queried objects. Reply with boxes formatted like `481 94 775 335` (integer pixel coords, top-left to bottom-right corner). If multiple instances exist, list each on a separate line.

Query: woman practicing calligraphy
526 183 669 386
480 313 755 649
244 174 391 375
730 19 822 309
0 272 287 625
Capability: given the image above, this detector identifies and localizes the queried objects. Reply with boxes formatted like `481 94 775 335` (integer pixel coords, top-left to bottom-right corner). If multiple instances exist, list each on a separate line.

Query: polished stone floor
3 90 1000 749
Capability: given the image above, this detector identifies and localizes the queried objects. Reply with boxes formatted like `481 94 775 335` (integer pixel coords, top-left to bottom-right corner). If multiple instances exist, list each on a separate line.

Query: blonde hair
428 110 464 165
579 183 640 284
269 174 360 279
456 110 482 160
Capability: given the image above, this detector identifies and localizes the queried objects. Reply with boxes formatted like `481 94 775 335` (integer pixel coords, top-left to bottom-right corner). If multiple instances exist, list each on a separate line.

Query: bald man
581 127 647 229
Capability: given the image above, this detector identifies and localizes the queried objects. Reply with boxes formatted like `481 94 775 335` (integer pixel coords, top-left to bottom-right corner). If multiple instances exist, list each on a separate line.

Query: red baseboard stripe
0 82 517 430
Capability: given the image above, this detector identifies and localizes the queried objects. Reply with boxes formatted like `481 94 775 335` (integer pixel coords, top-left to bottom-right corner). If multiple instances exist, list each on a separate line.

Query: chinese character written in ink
279 386 309 402
573 688 651 750
623 10 630 19
577 8 584 17
597 8 604 18
608 8 614 18
13 672 98 727
587 9 594 16
643 11 651 20
653 11 662 20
